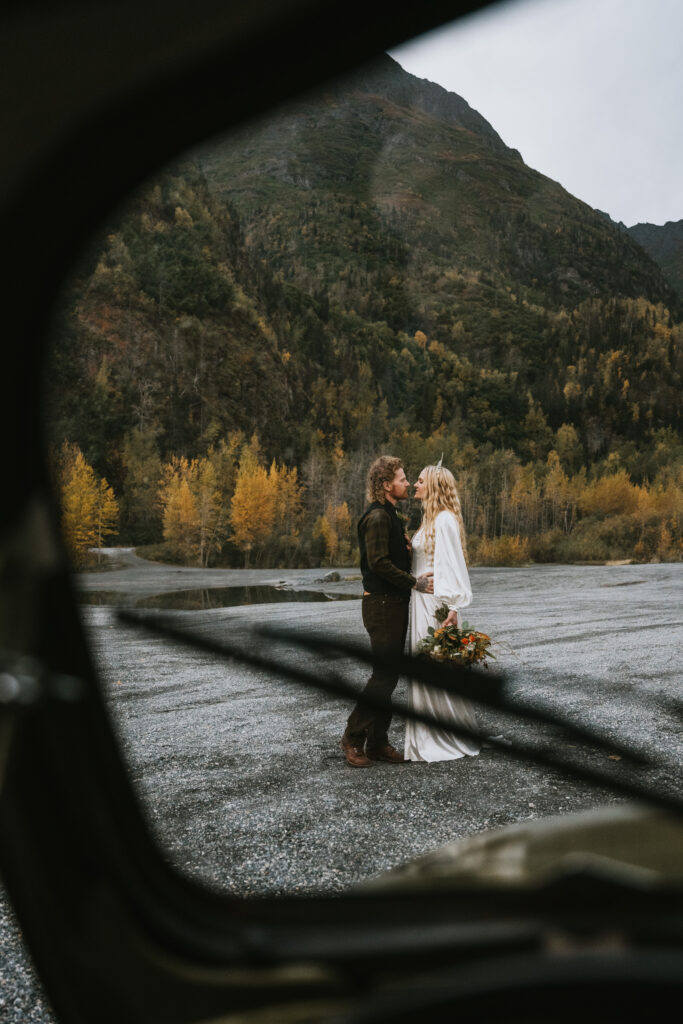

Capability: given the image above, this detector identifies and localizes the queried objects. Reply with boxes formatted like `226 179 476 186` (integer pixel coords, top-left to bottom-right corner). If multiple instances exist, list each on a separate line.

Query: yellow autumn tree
270 460 304 552
58 442 119 565
633 476 683 561
229 446 277 567
159 454 225 566
544 451 573 532
194 458 226 567
94 478 120 557
579 468 639 518
160 463 199 564
314 501 353 565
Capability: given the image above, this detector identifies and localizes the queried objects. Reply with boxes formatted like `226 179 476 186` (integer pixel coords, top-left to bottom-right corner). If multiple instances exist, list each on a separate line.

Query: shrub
473 534 530 566
579 469 639 517
528 529 564 563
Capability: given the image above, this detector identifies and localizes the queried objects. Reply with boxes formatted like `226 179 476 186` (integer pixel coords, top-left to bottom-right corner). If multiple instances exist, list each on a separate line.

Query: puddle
79 590 130 606
78 585 360 610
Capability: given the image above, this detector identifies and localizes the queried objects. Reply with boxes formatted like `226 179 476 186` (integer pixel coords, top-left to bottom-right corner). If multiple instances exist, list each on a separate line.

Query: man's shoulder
360 502 390 519
359 504 390 529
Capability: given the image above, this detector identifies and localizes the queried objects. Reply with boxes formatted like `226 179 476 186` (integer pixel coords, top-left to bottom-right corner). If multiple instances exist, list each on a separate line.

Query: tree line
55 425 681 569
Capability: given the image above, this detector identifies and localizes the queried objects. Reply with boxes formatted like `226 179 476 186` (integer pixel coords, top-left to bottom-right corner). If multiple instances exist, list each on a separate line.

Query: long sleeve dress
404 509 481 762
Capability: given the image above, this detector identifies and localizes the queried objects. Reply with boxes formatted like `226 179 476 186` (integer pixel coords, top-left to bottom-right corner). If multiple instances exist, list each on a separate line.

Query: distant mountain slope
200 54 678 323
627 220 683 301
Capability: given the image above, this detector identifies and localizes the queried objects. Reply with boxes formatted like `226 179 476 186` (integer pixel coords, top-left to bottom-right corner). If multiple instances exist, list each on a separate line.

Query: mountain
45 53 682 555
627 220 683 302
199 54 678 320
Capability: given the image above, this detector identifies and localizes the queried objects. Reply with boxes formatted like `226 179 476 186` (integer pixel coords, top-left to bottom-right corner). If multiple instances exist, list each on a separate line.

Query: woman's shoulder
434 509 461 543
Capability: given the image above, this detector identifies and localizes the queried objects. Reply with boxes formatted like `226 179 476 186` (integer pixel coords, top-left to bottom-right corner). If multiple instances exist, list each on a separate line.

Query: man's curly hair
366 455 404 504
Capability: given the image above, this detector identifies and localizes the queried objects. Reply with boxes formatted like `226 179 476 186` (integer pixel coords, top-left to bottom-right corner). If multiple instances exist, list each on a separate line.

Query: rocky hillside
627 219 683 301
200 54 678 321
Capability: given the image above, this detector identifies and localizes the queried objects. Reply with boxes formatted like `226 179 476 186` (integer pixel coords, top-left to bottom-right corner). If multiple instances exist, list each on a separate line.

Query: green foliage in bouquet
417 604 495 667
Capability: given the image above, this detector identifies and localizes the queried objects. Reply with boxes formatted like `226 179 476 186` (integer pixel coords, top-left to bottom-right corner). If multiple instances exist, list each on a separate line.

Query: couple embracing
340 455 480 766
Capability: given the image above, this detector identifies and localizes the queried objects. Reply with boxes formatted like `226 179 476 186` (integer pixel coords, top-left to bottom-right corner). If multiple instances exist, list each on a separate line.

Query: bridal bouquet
417 605 494 667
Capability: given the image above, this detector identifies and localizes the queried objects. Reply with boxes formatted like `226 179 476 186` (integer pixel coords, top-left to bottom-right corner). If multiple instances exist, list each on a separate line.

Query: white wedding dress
404 509 481 762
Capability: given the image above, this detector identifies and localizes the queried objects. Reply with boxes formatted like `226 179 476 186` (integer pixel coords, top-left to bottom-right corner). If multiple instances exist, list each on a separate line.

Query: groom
340 455 433 767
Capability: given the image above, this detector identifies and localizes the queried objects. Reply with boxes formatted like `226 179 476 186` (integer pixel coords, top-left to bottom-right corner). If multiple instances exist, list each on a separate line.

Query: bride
404 463 481 762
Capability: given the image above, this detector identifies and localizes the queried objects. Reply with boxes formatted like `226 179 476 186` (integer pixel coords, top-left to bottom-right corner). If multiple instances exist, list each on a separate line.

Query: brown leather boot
366 742 406 763
340 734 372 767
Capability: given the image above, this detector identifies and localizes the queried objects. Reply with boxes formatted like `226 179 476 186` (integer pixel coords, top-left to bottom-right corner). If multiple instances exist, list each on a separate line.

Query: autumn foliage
158 455 226 567
53 424 682 570
57 443 119 565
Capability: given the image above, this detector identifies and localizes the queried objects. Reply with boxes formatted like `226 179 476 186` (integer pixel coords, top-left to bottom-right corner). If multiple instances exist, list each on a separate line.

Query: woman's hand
443 609 459 628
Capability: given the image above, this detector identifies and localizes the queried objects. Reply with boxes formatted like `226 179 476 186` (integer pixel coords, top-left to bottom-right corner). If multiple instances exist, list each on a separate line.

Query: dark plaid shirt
360 503 415 594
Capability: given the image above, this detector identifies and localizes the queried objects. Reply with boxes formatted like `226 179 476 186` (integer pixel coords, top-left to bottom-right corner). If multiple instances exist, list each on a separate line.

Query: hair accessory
436 452 444 470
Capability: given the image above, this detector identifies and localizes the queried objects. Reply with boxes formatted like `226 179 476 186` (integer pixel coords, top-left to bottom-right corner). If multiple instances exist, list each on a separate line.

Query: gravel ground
1 555 681 1021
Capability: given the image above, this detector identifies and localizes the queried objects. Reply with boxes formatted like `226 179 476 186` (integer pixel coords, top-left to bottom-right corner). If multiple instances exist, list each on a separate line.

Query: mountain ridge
330 54 521 159
200 54 679 321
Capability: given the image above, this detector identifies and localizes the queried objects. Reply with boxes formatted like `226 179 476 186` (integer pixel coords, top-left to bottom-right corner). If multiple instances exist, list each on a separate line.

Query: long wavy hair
366 455 404 504
420 464 468 564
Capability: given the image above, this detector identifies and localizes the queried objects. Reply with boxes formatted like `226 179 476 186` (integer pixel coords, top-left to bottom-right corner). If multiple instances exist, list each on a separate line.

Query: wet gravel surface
2 555 681 1022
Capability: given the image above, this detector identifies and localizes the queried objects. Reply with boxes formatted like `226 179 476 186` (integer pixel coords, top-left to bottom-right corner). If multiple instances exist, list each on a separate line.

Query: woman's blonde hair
420 464 468 563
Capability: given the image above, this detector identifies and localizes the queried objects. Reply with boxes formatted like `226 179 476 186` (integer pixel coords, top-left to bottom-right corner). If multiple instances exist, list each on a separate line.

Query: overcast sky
390 0 681 227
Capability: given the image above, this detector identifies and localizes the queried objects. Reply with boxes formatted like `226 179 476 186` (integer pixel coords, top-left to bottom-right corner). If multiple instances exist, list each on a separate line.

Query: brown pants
345 593 409 747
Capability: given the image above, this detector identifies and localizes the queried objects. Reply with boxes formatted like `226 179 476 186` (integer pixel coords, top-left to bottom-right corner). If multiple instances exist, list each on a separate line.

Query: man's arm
364 509 432 592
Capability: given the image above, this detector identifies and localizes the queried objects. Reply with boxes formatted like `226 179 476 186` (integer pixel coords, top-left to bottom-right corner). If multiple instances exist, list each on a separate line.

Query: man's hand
414 572 434 594
443 609 458 628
